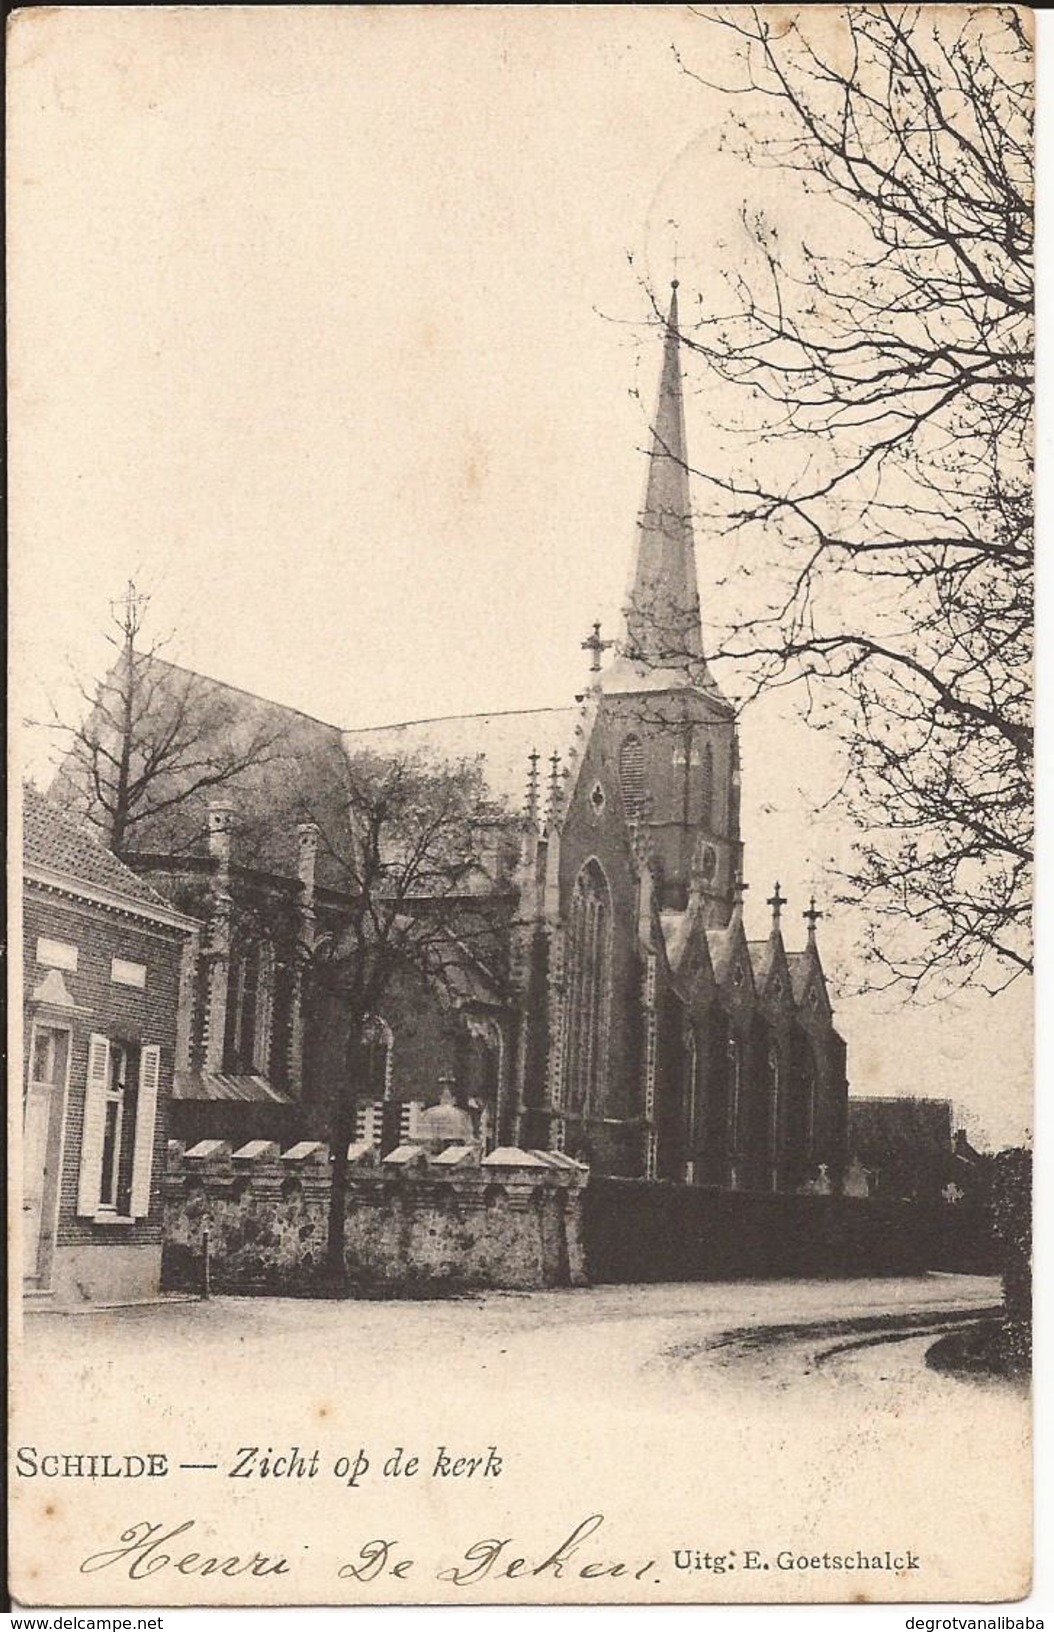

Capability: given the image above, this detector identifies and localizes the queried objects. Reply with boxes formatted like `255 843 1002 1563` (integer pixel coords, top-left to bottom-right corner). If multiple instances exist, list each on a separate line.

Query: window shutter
130 1045 161 1218
77 1034 111 1216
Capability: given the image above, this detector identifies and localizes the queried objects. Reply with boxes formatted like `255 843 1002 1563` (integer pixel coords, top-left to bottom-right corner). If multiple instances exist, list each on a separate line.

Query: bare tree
657 5 1032 991
44 581 289 859
299 749 512 1288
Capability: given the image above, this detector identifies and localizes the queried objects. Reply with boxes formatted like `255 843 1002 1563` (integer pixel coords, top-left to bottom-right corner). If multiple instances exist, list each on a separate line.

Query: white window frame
98 1045 130 1211
77 1034 161 1222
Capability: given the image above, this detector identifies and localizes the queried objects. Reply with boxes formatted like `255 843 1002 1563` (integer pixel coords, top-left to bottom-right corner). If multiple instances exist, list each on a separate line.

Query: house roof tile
23 785 175 913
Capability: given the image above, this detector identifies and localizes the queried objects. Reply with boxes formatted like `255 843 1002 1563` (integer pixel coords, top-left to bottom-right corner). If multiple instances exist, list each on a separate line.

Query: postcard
8 4 1034 1609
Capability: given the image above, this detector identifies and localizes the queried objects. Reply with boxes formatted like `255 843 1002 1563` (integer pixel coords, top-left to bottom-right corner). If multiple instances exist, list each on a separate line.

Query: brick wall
162 1141 587 1295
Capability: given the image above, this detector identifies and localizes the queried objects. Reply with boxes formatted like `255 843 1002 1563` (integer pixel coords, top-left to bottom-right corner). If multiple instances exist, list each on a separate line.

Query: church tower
599 283 743 922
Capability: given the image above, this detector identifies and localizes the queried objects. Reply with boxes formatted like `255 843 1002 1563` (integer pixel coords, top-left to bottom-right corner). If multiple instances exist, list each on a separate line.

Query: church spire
624 282 704 671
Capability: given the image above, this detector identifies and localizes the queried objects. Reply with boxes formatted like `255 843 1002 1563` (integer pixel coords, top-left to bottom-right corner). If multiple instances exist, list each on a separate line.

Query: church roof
598 652 730 706
705 916 749 987
49 653 350 883
51 653 580 881
785 950 813 1002
659 908 693 970
172 1069 293 1104
746 937 776 987
341 706 580 814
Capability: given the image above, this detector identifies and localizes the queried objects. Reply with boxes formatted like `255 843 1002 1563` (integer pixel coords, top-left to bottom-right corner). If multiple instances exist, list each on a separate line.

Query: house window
30 1026 67 1090
99 1043 138 1212
77 1035 161 1221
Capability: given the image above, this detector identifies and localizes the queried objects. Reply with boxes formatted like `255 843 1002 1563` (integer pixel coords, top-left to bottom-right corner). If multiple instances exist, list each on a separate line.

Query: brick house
21 786 199 1304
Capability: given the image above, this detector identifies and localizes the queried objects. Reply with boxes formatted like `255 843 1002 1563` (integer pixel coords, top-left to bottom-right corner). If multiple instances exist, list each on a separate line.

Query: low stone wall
583 1178 999 1283
162 1140 588 1296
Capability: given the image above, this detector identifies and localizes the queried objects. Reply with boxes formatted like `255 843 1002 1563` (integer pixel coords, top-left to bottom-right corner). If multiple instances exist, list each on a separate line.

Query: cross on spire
767 882 787 924
581 620 614 674
666 222 681 281
733 874 750 910
803 896 824 939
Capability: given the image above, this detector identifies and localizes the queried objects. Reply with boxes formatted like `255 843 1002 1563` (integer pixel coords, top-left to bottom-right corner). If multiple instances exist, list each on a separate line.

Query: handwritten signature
80 1514 658 1586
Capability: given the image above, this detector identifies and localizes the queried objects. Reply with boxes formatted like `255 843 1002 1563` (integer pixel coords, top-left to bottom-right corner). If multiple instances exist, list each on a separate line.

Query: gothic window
226 938 277 1076
804 1053 818 1157
726 1035 741 1154
700 741 715 831
467 1015 502 1154
728 740 741 834
225 955 248 1071
767 1045 781 1186
251 940 276 1074
685 1030 700 1179
563 861 612 1116
361 1014 394 1100
619 736 646 818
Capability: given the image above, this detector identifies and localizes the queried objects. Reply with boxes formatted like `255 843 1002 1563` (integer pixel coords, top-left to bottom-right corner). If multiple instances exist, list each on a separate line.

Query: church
54 285 849 1190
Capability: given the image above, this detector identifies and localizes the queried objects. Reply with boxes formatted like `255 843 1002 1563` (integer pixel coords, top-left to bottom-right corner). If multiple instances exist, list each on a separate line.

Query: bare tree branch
658 4 1032 991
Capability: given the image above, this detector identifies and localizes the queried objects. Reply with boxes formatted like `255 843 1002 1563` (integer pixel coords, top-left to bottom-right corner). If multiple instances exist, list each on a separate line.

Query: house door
24 1024 70 1285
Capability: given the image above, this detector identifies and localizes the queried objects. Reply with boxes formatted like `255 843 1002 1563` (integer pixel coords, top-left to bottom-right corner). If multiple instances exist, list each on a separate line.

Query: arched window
251 940 276 1074
726 1035 741 1157
700 741 715 831
563 861 612 1116
767 1045 781 1189
804 1053 818 1158
361 1014 394 1100
467 1014 503 1154
225 937 276 1076
685 1030 700 1182
618 736 646 818
728 738 741 836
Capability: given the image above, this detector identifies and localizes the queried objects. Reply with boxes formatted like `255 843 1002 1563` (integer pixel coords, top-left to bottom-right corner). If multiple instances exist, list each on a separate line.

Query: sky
8 5 1034 1148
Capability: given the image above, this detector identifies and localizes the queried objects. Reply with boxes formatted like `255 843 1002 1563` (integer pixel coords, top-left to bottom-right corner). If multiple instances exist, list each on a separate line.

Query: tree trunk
324 1097 355 1291
323 1029 367 1292
112 639 136 859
